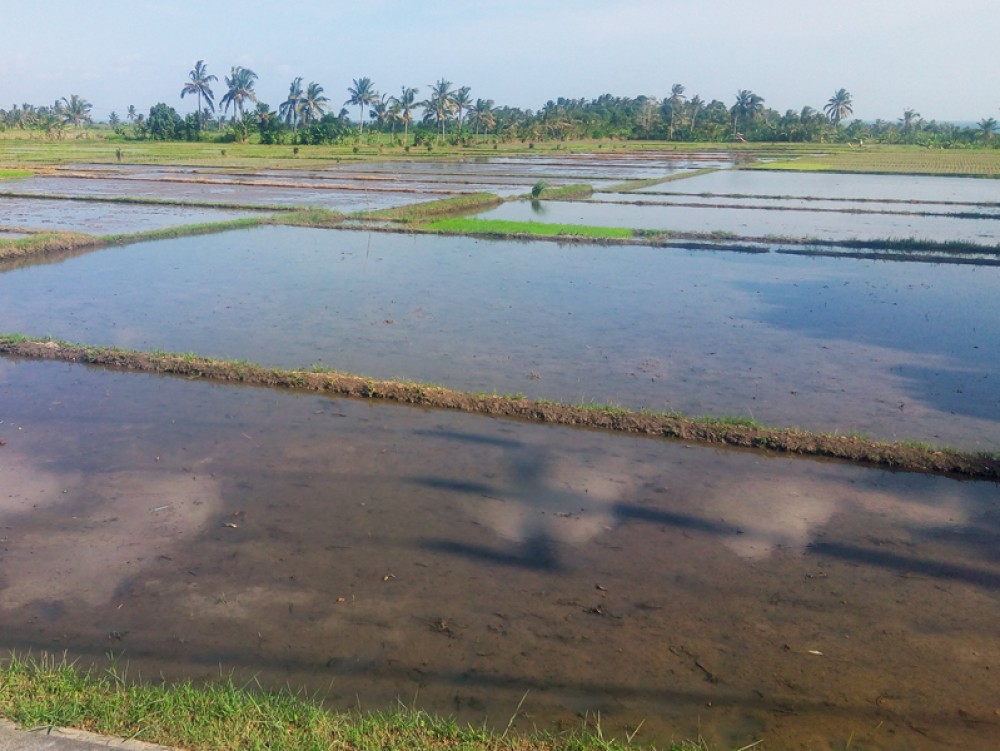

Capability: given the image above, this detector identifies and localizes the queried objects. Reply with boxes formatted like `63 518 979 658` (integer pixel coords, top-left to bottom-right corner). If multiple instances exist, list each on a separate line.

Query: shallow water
646 169 1000 203
479 198 1000 244
6 177 437 211
1 358 997 750
596 192 1000 217
0 197 266 234
0 226 997 449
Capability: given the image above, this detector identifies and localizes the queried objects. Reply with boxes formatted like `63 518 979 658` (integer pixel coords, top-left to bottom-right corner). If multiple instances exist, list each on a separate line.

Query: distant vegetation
2 62 997 148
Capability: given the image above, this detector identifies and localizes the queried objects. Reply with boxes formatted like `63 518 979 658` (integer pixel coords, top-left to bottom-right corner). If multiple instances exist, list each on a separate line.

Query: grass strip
423 218 633 239
360 193 504 222
531 183 594 200
270 207 346 228
605 168 721 192
101 216 269 246
0 231 102 261
1 336 996 480
0 169 33 179
0 652 710 751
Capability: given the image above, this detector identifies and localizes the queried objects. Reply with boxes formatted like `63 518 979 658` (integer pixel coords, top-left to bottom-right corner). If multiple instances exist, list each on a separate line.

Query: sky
2 0 998 123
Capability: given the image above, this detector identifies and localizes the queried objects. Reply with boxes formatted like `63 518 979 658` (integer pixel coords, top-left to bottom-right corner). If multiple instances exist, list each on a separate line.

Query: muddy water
0 197 267 234
480 199 1000 244
0 226 997 450
1 358 997 750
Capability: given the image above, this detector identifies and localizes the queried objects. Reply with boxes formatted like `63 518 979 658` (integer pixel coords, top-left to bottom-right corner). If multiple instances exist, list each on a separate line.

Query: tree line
2 61 998 148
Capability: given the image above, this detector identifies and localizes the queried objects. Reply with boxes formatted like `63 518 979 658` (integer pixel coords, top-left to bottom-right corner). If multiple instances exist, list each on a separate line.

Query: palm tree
108 111 120 129
731 89 764 137
421 78 456 140
977 117 997 145
58 95 92 128
824 88 853 124
667 83 686 140
686 95 704 136
279 77 304 133
180 60 217 127
126 105 137 123
299 82 329 127
345 77 378 139
220 66 258 122
899 108 921 134
369 94 392 142
472 98 496 139
390 86 419 145
451 85 472 135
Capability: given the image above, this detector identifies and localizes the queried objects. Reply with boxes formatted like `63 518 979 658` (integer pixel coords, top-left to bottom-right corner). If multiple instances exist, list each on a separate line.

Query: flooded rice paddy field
1 225 998 450
0 197 267 235
482 198 1000 244
1 358 998 751
3 153 1000 748
4 176 438 212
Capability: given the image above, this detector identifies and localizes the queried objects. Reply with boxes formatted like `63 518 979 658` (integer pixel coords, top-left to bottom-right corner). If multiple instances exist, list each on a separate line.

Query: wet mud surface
1 359 998 750
0 226 997 450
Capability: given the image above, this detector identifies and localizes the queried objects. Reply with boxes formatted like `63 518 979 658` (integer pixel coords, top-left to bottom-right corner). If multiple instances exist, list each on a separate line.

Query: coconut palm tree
451 85 472 135
220 66 258 122
368 94 392 142
279 77 304 133
180 60 217 127
667 83 686 140
824 88 853 124
977 117 997 145
126 105 137 123
472 98 496 139
390 86 419 145
899 108 921 134
345 77 378 139
299 82 329 127
731 89 764 137
686 95 704 136
421 78 456 140
58 95 92 128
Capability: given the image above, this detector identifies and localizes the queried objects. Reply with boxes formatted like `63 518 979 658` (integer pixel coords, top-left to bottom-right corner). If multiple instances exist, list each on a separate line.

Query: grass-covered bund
1 653 726 751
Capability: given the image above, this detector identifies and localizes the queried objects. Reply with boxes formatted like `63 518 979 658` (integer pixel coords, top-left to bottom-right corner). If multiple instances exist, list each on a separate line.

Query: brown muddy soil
2 339 996 480
1 357 998 751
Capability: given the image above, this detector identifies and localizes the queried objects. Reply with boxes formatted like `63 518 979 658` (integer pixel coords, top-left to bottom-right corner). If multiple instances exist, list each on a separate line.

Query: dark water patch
1 359 998 750
0 226 997 449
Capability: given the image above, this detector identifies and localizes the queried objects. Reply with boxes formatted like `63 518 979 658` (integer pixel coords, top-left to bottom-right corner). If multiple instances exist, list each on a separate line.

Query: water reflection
1 226 996 448
2 359 999 749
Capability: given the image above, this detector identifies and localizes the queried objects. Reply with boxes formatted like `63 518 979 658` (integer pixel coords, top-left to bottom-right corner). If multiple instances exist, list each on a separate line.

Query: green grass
531 183 594 200
605 168 722 192
0 653 719 751
101 216 268 245
0 169 33 179
361 193 504 222
423 218 634 239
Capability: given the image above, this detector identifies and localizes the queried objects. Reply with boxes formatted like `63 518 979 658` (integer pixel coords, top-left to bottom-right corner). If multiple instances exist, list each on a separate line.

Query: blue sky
3 0 998 123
